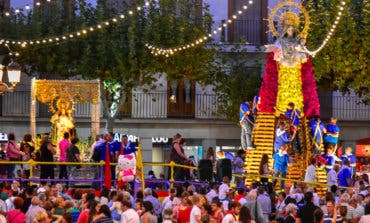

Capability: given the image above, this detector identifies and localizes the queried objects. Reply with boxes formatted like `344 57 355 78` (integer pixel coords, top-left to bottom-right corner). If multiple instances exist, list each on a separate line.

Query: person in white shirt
219 176 233 200
327 164 339 191
121 200 140 223
222 201 241 223
206 183 218 204
161 188 177 214
304 157 317 184
190 195 203 223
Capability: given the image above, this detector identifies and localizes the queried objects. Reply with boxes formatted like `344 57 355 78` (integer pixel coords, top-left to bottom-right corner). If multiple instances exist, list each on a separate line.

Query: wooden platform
246 113 327 195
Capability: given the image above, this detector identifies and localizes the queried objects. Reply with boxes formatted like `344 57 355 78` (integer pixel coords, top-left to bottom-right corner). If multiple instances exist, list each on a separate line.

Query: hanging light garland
145 0 255 57
147 0 347 57
307 1 346 57
2 0 54 17
0 1 151 48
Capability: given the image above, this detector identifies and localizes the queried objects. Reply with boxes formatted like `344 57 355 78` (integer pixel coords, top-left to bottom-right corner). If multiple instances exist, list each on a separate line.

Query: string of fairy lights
307 1 346 57
0 1 151 48
145 0 255 57
2 0 54 17
0 0 346 58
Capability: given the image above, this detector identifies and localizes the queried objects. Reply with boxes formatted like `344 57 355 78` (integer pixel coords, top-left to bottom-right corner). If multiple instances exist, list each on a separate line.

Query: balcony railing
211 19 268 45
0 91 224 120
1 90 368 121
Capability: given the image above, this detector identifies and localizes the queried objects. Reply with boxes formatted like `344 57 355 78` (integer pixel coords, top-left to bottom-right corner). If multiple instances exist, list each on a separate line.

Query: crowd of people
0 174 369 223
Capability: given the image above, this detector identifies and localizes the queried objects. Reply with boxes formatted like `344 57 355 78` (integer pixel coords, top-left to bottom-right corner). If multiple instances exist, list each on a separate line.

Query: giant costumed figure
259 1 320 119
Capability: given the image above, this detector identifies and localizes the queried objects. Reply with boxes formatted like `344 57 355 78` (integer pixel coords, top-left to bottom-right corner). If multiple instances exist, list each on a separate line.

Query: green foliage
305 0 369 101
0 0 217 129
208 47 262 122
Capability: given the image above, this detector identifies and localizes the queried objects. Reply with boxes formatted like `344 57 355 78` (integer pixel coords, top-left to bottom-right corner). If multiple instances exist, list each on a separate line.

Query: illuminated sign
114 133 169 144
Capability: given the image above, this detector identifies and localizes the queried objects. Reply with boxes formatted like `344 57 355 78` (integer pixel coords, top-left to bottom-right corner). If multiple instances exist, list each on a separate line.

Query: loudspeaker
198 159 213 182
216 158 232 181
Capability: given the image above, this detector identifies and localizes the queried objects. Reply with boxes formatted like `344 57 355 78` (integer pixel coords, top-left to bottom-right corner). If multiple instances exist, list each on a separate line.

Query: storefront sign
114 133 169 144
0 133 8 142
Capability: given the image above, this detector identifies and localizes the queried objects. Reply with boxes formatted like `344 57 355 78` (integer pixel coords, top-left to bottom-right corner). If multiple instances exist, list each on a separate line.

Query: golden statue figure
50 99 75 143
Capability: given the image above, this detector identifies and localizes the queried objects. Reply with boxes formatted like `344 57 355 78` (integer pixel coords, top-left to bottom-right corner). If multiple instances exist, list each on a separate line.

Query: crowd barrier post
169 161 175 188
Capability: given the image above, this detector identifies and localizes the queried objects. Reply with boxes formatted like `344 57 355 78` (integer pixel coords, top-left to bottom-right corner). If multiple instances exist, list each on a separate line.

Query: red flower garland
301 56 320 118
259 52 279 113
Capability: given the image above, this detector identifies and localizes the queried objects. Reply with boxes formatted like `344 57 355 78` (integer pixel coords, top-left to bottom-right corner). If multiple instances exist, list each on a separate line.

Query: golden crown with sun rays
268 0 311 39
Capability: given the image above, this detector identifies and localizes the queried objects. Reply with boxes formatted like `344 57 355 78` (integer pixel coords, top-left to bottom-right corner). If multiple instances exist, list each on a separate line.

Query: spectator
359 204 370 223
6 133 25 179
59 132 71 183
243 190 265 223
340 193 355 220
257 187 271 222
222 201 241 223
297 192 319 223
210 200 223 223
327 165 339 191
238 205 252 223
170 133 189 181
284 203 297 223
6 196 25 222
233 149 246 188
39 135 57 185
323 200 341 223
143 188 161 217
120 200 139 223
66 137 81 188
26 196 45 223
206 183 218 204
305 157 317 184
92 204 113 223
141 201 157 223
259 154 273 186
314 208 324 223
190 194 203 223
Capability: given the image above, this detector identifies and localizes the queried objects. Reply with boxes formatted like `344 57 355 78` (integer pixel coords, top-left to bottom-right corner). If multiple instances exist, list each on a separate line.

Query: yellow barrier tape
1 160 357 190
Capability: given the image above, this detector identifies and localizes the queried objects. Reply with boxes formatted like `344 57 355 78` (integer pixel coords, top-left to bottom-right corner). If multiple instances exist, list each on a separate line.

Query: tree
1 0 216 131
305 0 369 102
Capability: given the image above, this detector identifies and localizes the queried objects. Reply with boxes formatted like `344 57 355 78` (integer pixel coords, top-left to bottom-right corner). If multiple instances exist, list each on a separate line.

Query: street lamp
0 60 21 95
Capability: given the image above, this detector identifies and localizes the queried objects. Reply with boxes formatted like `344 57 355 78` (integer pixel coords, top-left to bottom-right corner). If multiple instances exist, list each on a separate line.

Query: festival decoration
0 1 151 47
259 0 321 118
1 0 53 17
146 0 346 57
146 0 255 56
30 79 101 143
116 154 137 187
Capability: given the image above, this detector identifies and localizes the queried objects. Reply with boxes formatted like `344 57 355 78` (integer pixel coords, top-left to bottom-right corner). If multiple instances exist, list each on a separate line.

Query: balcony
211 19 269 45
0 90 368 121
0 91 224 120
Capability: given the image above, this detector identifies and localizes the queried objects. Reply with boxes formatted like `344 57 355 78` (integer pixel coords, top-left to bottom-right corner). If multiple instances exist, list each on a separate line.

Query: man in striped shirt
323 200 341 223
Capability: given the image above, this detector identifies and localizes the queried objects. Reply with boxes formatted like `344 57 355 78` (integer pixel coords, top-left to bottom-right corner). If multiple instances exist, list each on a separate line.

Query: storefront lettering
114 133 168 144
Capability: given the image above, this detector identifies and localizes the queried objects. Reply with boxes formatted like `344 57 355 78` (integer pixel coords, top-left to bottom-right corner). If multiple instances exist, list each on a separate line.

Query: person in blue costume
252 95 260 118
309 117 326 154
240 100 255 149
341 147 356 177
272 144 291 190
324 117 340 149
321 145 336 173
120 135 136 156
285 102 302 154
274 121 291 152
